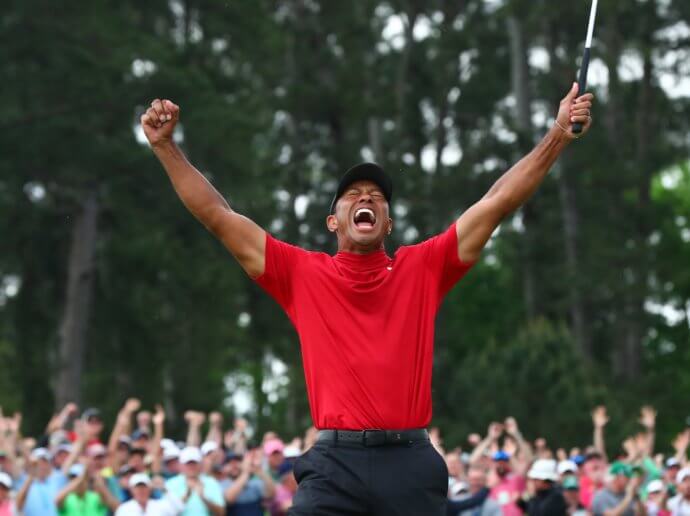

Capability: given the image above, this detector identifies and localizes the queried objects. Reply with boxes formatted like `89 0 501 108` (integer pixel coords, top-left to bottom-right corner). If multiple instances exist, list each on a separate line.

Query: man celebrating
141 82 592 515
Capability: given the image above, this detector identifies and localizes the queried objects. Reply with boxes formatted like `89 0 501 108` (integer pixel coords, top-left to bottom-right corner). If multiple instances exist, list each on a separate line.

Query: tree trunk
508 16 538 320
55 190 99 408
544 23 590 359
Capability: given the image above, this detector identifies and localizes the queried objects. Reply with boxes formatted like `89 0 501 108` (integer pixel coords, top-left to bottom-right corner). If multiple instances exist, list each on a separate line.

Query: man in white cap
165 447 224 516
0 471 16 515
644 479 668 516
115 473 185 515
667 467 690 516
15 448 66 516
519 459 567 515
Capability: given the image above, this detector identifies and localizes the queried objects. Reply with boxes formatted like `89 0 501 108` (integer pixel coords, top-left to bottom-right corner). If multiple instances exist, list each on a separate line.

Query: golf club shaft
573 0 598 134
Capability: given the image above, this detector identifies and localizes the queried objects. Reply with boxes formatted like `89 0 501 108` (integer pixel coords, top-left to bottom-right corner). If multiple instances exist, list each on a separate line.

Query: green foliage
434 318 603 449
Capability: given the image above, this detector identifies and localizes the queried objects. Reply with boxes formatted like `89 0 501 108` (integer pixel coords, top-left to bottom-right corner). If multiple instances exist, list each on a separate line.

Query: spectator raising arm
206 412 223 446
107 398 141 471
592 406 609 462
469 422 503 464
639 406 657 457
505 417 533 475
150 405 165 475
15 459 36 512
61 420 87 475
185 412 206 447
673 430 690 466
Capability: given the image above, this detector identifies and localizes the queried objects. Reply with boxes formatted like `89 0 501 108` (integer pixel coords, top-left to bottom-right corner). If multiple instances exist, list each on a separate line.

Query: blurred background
1 0 689 451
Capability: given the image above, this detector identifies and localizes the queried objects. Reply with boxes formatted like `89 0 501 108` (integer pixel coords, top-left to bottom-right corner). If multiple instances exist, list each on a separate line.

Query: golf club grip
572 47 591 134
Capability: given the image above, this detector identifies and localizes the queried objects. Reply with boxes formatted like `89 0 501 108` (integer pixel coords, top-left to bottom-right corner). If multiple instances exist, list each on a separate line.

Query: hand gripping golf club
573 0 599 134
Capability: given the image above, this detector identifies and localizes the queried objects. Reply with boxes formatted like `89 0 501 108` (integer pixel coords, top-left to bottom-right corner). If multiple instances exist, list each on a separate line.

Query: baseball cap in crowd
87 443 107 458
584 450 603 463
609 461 633 478
0 472 12 489
528 459 559 481
492 450 511 462
179 447 202 464
666 457 680 469
677 467 690 484
129 473 151 488
647 479 665 494
558 460 579 476
201 441 219 456
130 447 147 457
82 408 102 422
571 454 585 466
225 451 243 463
131 429 150 441
562 476 580 491
68 464 85 478
118 436 132 448
56 443 73 455
283 446 301 459
163 446 180 462
160 438 176 450
329 163 393 214
263 438 285 456
31 447 52 461
118 465 134 477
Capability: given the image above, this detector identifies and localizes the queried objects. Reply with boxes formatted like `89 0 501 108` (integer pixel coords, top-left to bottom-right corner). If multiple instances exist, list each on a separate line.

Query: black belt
317 429 429 447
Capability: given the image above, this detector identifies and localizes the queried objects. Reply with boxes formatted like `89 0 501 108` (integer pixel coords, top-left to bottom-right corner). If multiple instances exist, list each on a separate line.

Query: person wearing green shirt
55 464 120 516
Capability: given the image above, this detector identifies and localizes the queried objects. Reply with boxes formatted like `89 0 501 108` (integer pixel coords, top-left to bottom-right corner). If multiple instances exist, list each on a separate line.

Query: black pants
288 438 448 515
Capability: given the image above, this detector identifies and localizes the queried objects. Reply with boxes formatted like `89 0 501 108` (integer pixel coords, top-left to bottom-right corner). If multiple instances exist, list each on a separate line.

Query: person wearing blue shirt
165 447 224 516
15 448 67 516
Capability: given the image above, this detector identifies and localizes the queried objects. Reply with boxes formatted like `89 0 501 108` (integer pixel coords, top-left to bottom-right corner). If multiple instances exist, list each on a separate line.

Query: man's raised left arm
455 82 593 262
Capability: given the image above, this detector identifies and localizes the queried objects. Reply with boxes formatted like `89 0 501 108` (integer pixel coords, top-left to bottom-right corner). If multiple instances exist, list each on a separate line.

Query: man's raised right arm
141 99 265 278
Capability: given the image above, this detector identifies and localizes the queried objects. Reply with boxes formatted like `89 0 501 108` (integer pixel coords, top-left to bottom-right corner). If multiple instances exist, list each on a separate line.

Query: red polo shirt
255 223 473 430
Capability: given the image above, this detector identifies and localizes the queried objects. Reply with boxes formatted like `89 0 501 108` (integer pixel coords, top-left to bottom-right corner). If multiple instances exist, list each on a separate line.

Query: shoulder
668 494 681 507
165 474 184 489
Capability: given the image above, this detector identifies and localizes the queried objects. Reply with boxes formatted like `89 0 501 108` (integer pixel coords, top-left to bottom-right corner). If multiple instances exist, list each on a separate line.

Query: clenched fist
555 82 594 139
141 99 179 147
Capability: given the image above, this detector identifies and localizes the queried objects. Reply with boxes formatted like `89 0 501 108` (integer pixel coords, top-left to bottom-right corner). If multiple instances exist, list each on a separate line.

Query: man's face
183 461 201 479
468 468 487 493
611 474 629 493
132 484 150 505
128 453 145 472
53 451 69 468
679 478 690 498
36 458 52 479
327 180 392 252
563 489 579 505
268 451 284 470
584 458 605 481
494 460 510 478
226 459 242 479
666 466 680 483
0 485 8 502
165 458 180 475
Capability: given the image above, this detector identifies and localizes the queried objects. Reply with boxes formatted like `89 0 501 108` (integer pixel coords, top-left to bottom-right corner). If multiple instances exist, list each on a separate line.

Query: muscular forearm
484 127 569 215
152 141 231 231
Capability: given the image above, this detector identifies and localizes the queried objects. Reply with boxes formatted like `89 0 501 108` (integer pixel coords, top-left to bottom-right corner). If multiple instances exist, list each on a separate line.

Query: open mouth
353 207 376 230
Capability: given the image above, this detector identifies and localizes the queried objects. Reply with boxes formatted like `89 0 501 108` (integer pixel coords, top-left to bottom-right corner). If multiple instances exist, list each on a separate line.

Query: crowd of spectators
0 401 688 515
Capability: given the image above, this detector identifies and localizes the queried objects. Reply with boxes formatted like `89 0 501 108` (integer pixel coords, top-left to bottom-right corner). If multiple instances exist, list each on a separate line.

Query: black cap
82 408 102 421
329 163 393 214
